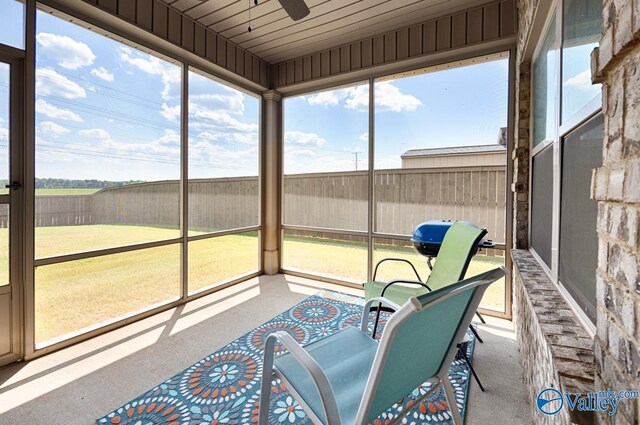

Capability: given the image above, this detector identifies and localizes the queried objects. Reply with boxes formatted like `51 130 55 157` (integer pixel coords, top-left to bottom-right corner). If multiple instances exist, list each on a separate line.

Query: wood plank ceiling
160 0 490 63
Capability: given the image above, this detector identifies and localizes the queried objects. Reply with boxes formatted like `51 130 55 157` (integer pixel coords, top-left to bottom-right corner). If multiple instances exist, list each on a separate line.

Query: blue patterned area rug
98 290 476 425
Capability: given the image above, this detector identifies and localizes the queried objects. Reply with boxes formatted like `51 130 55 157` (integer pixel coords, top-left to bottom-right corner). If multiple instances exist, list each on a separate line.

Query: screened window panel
531 146 553 268
562 0 601 123
283 83 369 232
187 69 260 235
34 11 182 259
0 0 24 49
532 13 558 147
559 113 603 324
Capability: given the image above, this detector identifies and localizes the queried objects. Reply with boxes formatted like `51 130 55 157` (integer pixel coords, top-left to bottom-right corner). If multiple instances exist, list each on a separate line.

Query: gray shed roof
401 144 507 158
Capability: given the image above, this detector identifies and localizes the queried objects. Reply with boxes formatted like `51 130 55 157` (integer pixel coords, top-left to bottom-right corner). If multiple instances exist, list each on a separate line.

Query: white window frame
528 0 602 336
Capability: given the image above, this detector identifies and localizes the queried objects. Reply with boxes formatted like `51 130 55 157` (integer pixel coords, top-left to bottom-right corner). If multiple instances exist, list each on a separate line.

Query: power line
41 95 178 131
35 67 167 109
0 141 257 171
353 151 362 171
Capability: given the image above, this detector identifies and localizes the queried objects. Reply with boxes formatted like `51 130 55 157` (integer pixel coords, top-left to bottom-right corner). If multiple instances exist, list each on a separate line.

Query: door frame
0 45 25 366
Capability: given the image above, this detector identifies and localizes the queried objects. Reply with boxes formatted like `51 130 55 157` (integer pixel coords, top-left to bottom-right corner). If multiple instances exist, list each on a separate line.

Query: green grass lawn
283 234 506 311
35 225 180 258
1 224 505 344
6 225 257 343
35 188 101 195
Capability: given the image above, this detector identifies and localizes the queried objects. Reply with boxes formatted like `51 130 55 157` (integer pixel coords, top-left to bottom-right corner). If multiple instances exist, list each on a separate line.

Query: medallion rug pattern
98 290 476 425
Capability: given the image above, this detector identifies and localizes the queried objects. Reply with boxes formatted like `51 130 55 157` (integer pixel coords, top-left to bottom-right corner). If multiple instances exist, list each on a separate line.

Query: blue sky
11 9 259 182
0 0 24 50
284 59 510 174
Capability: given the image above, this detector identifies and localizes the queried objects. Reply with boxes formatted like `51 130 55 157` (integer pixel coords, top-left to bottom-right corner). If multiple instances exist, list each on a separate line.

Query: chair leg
475 311 486 324
372 303 383 339
443 376 464 425
258 373 273 425
457 346 485 392
469 324 483 343
259 337 277 424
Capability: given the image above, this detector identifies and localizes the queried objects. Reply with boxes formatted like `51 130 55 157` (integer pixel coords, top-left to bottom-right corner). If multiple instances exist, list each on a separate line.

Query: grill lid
410 220 494 258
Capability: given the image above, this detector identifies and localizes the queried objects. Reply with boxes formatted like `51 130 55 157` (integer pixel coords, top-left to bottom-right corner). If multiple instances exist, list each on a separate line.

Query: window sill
511 249 595 424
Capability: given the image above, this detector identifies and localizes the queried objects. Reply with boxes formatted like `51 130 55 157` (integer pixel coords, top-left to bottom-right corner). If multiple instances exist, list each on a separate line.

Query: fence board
25 167 506 244
284 167 506 242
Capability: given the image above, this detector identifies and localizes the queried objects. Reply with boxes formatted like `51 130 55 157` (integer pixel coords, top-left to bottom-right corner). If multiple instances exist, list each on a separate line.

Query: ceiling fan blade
277 0 310 21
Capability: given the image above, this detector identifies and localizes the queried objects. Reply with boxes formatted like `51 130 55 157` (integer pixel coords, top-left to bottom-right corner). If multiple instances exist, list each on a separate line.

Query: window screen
562 0 601 123
532 13 558 146
531 146 554 268
559 113 603 324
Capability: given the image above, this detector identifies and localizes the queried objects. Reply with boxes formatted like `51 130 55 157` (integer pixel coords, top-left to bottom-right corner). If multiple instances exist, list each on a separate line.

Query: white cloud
161 103 180 122
36 33 95 70
36 68 86 99
194 130 257 146
351 82 422 112
343 85 369 111
307 90 342 107
189 102 258 133
285 130 327 147
305 82 421 112
119 47 180 100
0 127 7 142
190 90 245 115
359 132 369 142
79 128 111 141
90 66 114 82
156 129 180 147
188 139 259 176
36 99 83 122
39 121 70 138
565 70 592 89
73 128 180 161
36 125 186 180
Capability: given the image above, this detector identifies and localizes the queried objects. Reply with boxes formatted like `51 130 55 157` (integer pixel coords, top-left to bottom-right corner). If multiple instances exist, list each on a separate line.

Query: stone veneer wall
513 0 640 422
591 0 640 423
512 0 537 249
513 250 596 424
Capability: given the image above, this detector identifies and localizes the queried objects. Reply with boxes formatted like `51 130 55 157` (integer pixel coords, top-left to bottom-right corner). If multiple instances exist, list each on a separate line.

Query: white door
0 56 22 366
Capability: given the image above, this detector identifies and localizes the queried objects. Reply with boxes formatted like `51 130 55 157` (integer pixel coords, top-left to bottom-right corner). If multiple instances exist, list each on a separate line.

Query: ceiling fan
247 0 309 32
276 0 310 21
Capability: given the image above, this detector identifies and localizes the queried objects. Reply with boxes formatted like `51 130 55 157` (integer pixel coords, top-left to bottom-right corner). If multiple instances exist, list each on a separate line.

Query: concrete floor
0 274 532 425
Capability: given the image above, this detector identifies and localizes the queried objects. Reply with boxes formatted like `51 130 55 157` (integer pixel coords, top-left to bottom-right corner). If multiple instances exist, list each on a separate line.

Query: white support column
261 90 282 275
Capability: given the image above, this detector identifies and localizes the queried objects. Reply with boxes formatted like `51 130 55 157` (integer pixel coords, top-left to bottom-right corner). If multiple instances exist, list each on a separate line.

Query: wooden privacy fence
2 166 506 242
26 177 260 231
283 166 506 243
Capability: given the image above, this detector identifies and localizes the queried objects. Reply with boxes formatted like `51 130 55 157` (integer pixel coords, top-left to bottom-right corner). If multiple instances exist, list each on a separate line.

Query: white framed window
529 0 602 332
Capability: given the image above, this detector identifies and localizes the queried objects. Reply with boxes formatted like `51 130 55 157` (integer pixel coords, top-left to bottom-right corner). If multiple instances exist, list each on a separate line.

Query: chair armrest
361 297 402 334
381 279 432 298
263 331 342 424
372 258 422 282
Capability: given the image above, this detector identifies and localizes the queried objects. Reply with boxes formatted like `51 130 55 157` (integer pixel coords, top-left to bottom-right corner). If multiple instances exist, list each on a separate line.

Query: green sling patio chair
363 222 487 341
258 267 506 425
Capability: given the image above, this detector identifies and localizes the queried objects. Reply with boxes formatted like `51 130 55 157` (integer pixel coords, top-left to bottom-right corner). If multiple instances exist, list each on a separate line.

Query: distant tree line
0 178 145 189
35 178 146 189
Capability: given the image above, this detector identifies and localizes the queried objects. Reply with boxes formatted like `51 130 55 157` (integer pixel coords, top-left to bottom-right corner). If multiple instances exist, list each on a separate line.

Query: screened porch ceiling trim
49 0 516 92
